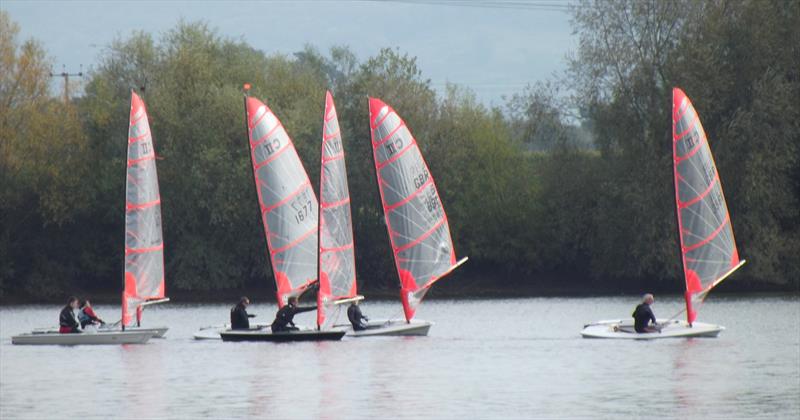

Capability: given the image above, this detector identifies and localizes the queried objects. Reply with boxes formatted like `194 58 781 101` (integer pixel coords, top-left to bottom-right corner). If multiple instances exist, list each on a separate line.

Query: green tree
1 11 91 297
569 0 799 287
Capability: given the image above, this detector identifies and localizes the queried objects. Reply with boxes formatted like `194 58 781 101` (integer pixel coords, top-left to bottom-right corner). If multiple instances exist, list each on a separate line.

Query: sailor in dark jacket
230 297 256 330
632 293 658 333
271 296 316 332
347 301 369 331
59 296 81 333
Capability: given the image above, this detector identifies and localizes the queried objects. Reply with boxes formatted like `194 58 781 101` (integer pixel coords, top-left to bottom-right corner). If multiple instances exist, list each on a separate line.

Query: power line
371 0 573 12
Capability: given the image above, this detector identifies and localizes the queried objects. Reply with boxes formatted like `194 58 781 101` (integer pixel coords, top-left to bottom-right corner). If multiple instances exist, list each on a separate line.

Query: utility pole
50 64 83 103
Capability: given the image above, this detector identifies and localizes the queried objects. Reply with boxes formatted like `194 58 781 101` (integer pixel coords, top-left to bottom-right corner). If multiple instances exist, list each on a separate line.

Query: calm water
1 295 798 419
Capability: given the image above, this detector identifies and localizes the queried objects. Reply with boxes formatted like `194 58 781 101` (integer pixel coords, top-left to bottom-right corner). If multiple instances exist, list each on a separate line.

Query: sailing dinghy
11 330 155 345
218 90 344 342
111 91 170 338
13 91 167 345
331 97 468 337
314 93 433 336
581 88 745 339
315 91 364 330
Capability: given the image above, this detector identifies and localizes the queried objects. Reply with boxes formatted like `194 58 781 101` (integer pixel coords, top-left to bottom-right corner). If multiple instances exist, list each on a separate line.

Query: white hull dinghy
31 324 168 338
334 318 432 337
12 330 155 345
317 93 430 338
355 98 468 336
119 92 170 334
313 94 468 337
14 92 169 344
581 319 723 339
581 88 745 340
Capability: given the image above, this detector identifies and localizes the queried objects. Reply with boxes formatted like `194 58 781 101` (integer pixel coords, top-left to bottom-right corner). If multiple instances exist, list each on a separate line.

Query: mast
121 91 133 331
316 93 323 331
671 89 690 325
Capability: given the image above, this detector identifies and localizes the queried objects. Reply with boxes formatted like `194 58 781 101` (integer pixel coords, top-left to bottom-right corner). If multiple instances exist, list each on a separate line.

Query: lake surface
1 295 798 419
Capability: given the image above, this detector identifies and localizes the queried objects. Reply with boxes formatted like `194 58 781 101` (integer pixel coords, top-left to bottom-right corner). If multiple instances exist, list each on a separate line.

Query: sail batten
672 88 742 324
368 97 463 322
317 92 358 328
122 91 166 327
245 97 318 306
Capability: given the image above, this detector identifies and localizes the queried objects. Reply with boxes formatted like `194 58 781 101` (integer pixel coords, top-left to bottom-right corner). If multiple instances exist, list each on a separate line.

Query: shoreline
1 282 796 305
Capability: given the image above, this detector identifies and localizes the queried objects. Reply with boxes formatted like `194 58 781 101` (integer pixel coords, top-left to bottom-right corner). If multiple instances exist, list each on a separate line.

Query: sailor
77 299 105 329
230 296 256 330
347 301 369 331
632 293 658 333
271 296 316 333
59 296 81 333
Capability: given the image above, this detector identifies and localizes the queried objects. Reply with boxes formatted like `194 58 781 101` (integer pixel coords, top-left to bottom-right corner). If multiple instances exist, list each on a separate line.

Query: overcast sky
2 0 576 106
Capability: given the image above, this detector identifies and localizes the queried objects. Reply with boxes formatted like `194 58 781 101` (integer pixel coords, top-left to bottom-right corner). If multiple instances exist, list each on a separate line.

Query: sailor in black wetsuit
59 296 81 333
632 293 658 333
230 297 256 330
347 301 369 331
271 296 316 333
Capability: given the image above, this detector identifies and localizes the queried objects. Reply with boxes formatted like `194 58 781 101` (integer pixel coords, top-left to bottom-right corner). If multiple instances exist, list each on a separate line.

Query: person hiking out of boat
271 296 316 333
59 296 81 333
633 293 658 333
347 301 369 331
77 299 105 329
230 296 256 330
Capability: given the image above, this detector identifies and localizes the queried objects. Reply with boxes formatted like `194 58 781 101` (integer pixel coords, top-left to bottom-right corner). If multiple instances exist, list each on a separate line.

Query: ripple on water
1 296 798 418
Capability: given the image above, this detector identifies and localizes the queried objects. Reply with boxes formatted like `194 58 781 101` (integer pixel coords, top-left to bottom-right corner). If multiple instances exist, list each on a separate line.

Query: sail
369 97 464 322
245 97 318 306
672 88 744 324
123 91 166 327
316 92 358 328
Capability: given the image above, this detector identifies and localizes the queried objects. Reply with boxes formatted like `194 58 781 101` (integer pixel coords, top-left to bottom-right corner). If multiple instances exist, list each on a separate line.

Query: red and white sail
672 88 745 324
123 91 166 326
317 91 358 328
368 97 467 322
245 97 318 306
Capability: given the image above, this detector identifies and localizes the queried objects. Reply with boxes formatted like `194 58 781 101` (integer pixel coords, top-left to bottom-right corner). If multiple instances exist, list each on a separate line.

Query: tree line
1 0 797 300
